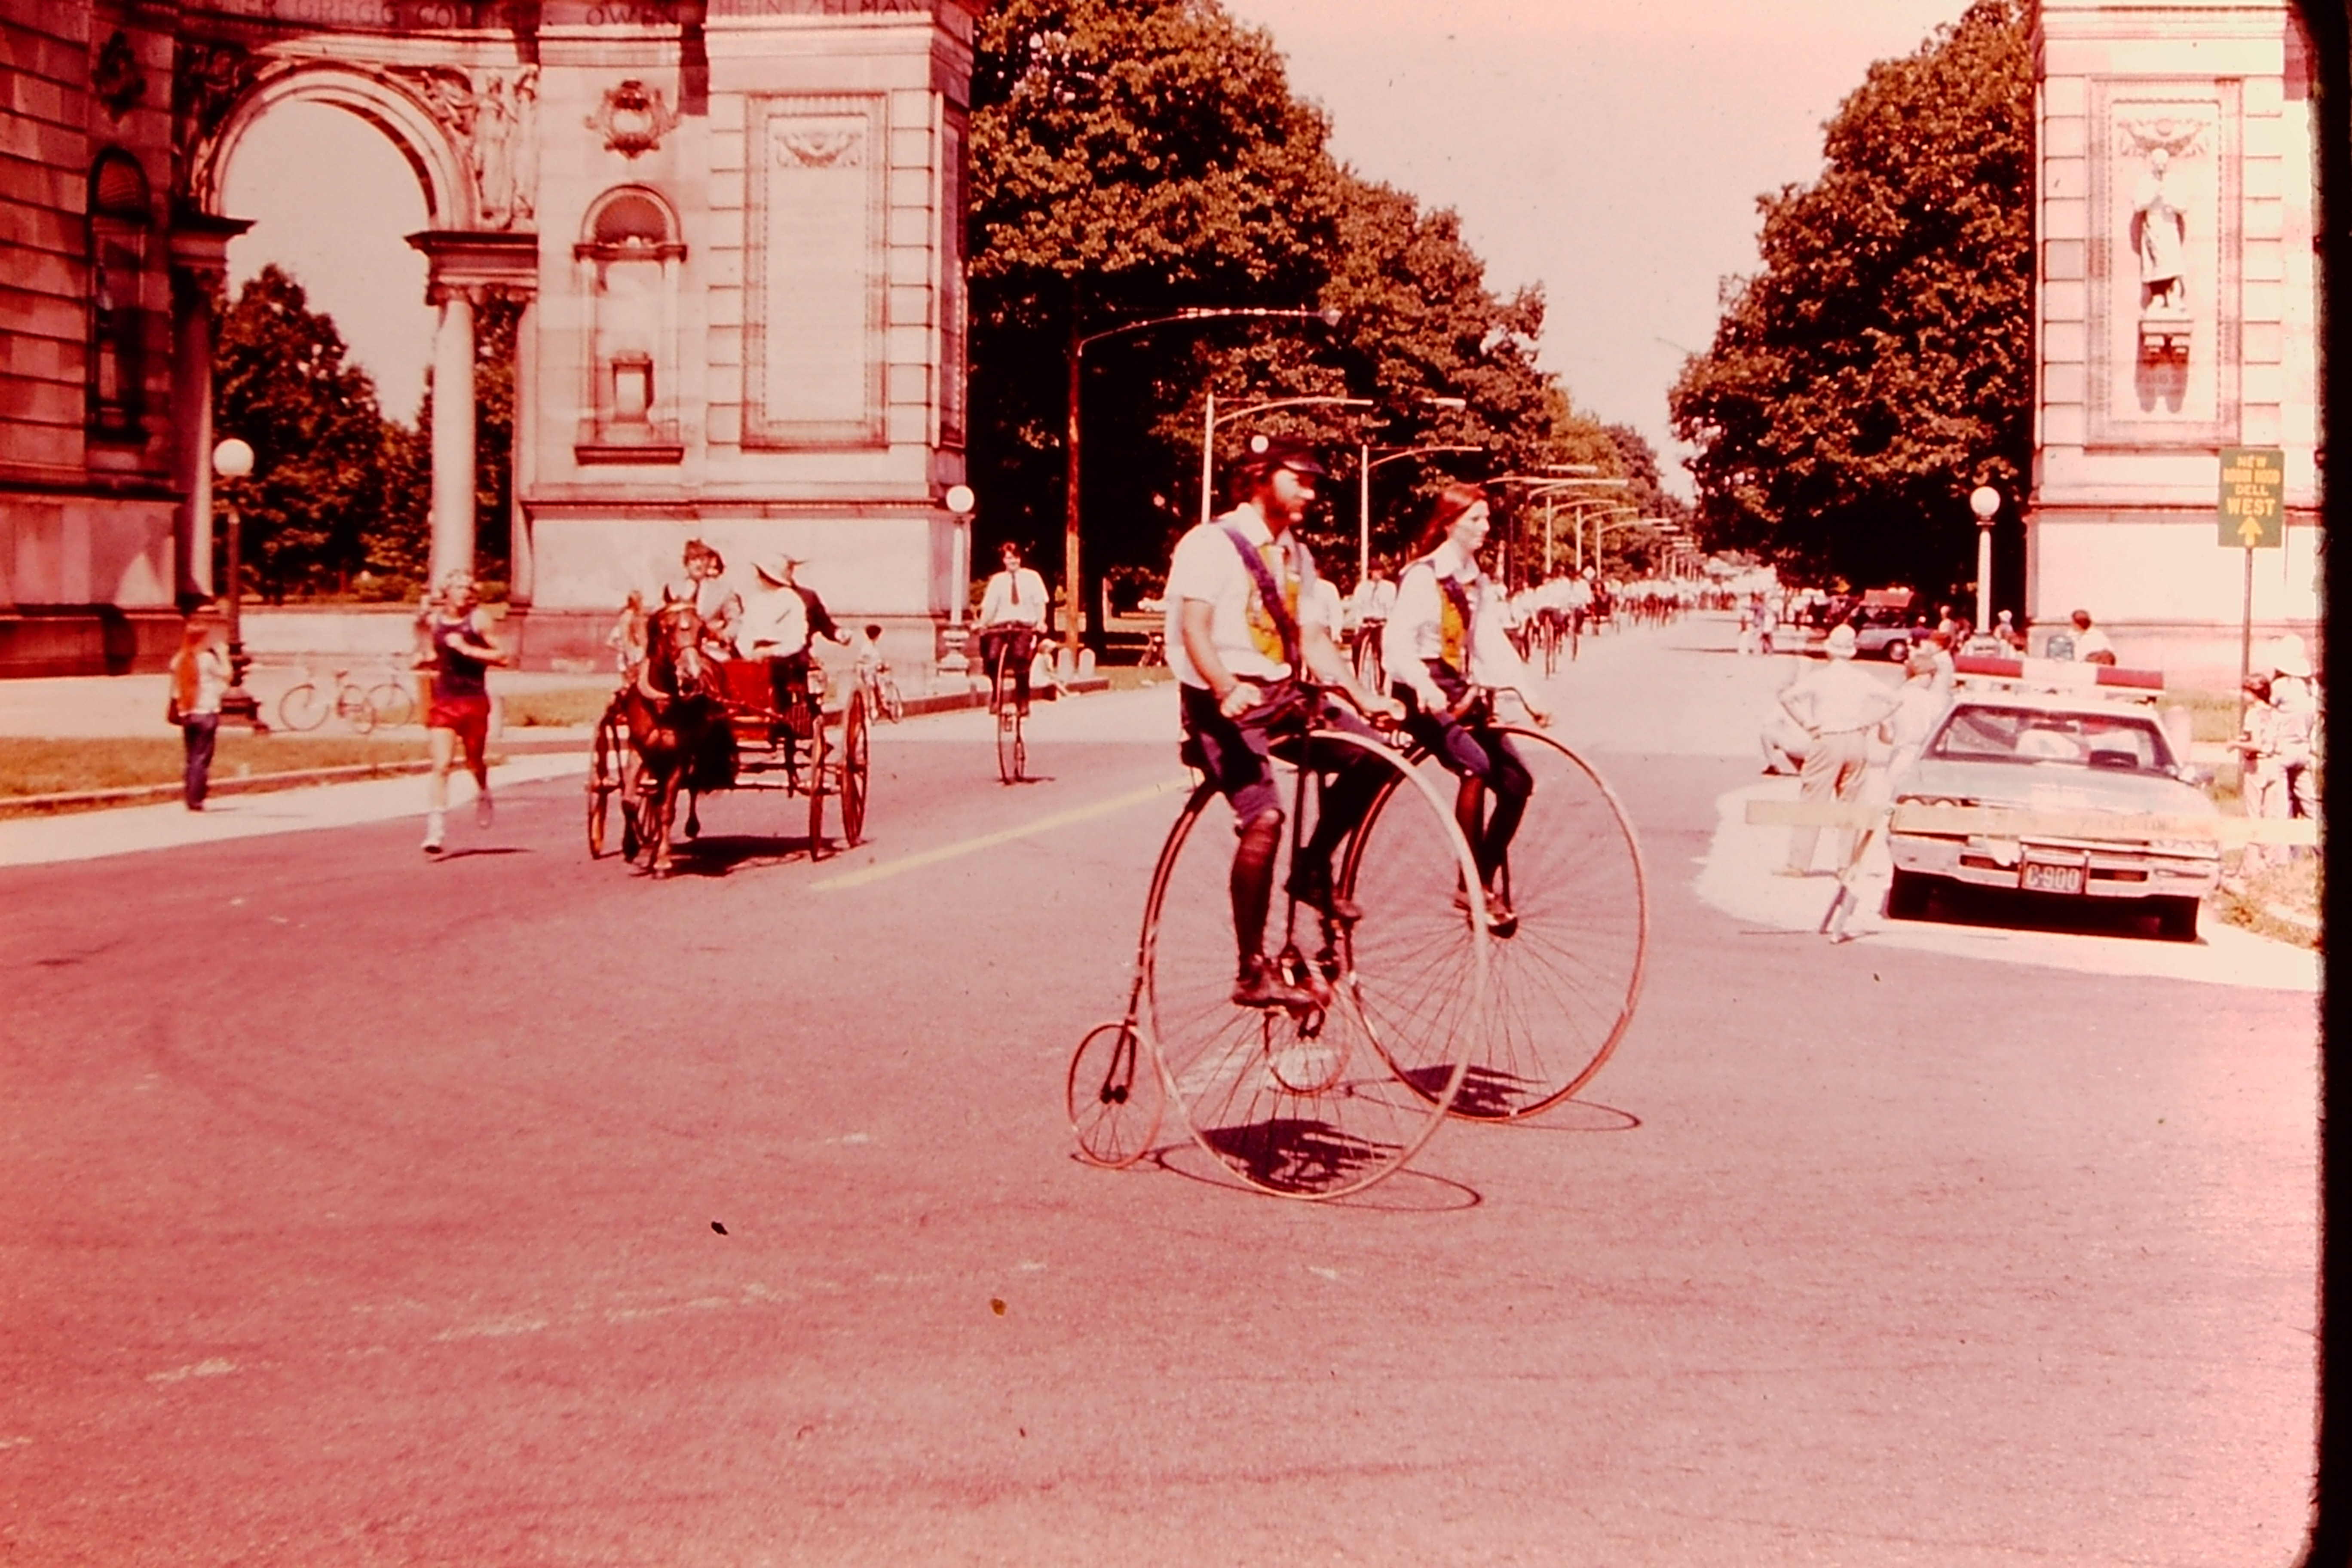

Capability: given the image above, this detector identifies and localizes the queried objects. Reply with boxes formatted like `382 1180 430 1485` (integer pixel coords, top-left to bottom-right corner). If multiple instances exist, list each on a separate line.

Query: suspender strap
1221 525 1308 668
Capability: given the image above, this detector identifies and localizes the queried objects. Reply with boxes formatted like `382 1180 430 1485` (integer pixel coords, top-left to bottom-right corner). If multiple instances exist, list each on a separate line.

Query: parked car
1885 688 2221 940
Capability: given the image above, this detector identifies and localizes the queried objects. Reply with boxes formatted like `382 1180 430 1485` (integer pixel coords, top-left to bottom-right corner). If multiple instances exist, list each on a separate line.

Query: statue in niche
2131 147 2188 318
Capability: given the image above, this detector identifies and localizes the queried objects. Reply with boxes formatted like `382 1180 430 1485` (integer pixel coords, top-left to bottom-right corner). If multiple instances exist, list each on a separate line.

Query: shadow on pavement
1148 1139 1483 1212
1890 883 2201 945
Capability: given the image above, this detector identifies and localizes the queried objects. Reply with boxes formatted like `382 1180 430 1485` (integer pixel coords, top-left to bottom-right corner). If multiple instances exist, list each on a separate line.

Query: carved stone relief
586 80 679 160
94 31 147 122
388 64 540 230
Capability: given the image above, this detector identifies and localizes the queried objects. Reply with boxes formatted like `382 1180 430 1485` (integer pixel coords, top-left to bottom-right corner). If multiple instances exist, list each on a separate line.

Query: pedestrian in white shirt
1776 622 1900 875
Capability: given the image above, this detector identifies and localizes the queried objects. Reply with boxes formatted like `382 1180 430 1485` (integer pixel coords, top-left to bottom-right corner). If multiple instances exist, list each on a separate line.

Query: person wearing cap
420 572 510 854
1774 621 1900 876
976 540 1050 716
1383 483 1551 932
1164 432 1402 1011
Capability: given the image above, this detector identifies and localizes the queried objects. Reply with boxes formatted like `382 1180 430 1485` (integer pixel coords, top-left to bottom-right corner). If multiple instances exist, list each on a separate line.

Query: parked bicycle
277 665 416 734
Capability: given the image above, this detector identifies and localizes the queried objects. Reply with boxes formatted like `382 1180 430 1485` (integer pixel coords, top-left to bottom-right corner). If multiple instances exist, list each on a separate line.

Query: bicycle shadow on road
1144 1137 1484 1212
431 846 532 863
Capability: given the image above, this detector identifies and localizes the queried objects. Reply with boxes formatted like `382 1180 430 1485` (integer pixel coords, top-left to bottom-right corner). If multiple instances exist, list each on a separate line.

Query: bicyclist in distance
1382 484 1552 933
976 540 1049 715
1166 432 1403 1011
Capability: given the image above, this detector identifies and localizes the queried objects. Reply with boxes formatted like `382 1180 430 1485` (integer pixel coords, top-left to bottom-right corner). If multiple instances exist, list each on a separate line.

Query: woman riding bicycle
1381 484 1552 932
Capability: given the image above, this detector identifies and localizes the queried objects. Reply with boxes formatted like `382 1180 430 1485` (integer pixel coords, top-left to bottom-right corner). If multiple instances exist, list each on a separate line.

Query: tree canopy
1668 0 2033 597
968 0 1619 612
211 266 514 600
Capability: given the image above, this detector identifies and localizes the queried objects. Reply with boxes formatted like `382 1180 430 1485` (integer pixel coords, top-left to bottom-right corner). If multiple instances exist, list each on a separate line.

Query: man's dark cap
1234 432 1329 480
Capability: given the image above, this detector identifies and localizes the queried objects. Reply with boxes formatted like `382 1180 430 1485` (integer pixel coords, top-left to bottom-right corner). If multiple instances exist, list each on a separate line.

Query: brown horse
618 600 734 873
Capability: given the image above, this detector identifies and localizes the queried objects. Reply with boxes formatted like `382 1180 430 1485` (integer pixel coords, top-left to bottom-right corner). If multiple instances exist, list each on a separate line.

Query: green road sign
2217 446 2285 549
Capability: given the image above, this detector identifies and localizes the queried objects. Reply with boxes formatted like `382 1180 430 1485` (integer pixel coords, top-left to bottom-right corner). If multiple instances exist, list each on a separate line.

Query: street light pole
210 437 264 729
1065 305 1338 665
1198 393 1376 524
1356 437 1481 582
1969 484 2000 633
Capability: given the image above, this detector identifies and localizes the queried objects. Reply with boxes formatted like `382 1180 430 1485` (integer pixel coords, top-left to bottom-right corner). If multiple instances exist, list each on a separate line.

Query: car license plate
2022 860 2086 895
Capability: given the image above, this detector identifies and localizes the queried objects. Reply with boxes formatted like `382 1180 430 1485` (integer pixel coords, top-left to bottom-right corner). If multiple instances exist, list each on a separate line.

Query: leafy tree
968 0 1606 619
1669 0 2033 599
211 266 392 599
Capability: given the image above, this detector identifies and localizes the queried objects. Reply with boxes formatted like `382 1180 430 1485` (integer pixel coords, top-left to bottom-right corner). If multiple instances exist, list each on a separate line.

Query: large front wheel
1366 726 1648 1120
1142 732 1489 1200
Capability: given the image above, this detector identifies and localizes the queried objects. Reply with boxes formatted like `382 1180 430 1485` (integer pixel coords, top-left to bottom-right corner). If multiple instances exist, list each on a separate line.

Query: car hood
1898 758 2217 816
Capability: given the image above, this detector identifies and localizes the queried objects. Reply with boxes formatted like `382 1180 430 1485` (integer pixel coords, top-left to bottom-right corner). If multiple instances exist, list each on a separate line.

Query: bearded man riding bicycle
1165 433 1402 1011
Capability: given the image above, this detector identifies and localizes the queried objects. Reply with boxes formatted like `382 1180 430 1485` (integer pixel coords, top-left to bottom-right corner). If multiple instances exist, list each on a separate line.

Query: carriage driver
665 538 741 659
1167 432 1402 1011
740 552 846 763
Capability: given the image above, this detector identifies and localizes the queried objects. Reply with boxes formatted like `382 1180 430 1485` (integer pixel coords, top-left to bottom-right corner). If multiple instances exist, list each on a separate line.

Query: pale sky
224 0 1970 487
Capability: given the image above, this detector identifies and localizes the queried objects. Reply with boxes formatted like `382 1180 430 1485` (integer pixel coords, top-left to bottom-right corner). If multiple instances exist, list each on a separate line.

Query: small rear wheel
1067 1020 1163 1168
997 703 1022 784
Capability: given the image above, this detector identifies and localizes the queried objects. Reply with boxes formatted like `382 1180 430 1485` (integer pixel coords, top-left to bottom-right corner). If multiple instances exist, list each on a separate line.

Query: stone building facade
2 0 983 676
2028 0 2321 671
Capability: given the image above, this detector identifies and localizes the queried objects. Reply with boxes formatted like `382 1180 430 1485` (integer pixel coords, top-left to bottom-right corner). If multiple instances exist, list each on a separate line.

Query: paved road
0 620 2318 1565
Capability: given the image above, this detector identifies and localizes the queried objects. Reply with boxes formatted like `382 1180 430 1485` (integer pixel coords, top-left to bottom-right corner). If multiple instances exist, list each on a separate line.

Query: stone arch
191 61 472 228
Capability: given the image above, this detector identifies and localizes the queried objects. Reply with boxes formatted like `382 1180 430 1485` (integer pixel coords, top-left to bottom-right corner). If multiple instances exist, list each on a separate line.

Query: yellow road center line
812 776 1192 891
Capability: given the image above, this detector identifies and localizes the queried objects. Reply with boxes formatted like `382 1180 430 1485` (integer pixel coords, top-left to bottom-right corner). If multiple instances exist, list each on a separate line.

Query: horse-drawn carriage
586 600 870 871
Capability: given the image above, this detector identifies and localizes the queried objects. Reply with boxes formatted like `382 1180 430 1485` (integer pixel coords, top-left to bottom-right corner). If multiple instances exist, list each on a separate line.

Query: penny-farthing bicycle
983 628 1034 783
1067 688 1492 1199
1365 686 1648 1121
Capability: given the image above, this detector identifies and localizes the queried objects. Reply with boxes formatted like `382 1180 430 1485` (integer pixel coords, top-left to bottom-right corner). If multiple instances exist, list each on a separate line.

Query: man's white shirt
738 585 808 659
979 565 1049 628
1164 503 1329 689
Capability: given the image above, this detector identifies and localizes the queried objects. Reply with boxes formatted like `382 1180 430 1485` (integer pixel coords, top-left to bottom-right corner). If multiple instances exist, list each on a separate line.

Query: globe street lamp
1066 306 1340 662
210 437 264 729
1969 484 2000 634
941 483 977 679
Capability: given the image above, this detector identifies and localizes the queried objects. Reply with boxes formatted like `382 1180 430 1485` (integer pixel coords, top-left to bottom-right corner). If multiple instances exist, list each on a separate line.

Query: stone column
428 281 478 587
507 289 536 605
171 273 220 605
167 216 250 608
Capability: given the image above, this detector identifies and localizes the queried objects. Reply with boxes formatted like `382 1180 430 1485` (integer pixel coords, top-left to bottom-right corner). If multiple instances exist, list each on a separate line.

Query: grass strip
0 735 435 799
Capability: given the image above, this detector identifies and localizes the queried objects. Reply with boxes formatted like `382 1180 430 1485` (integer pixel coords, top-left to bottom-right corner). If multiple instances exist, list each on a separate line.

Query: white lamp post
1969 484 2000 633
210 437 264 729
941 483 976 679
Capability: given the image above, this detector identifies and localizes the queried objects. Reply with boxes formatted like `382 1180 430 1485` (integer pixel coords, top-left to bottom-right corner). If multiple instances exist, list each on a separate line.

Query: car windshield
1928 704 2175 772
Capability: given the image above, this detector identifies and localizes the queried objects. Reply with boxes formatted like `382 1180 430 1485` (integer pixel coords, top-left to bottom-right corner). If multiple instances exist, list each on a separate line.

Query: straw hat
1824 623 1858 658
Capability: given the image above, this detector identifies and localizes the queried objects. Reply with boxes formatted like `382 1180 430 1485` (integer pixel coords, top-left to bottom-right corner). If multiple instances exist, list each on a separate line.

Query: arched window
575 186 685 463
88 149 150 440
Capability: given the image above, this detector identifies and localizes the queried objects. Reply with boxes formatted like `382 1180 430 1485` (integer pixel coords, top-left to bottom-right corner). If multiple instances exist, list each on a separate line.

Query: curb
0 753 585 817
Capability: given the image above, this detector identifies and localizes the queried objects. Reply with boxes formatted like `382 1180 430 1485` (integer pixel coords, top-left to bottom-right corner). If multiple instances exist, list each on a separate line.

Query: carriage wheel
805 698 833 860
839 690 870 847
1367 727 1648 1121
1142 732 1488 1200
1067 1018 1163 1169
587 709 623 858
